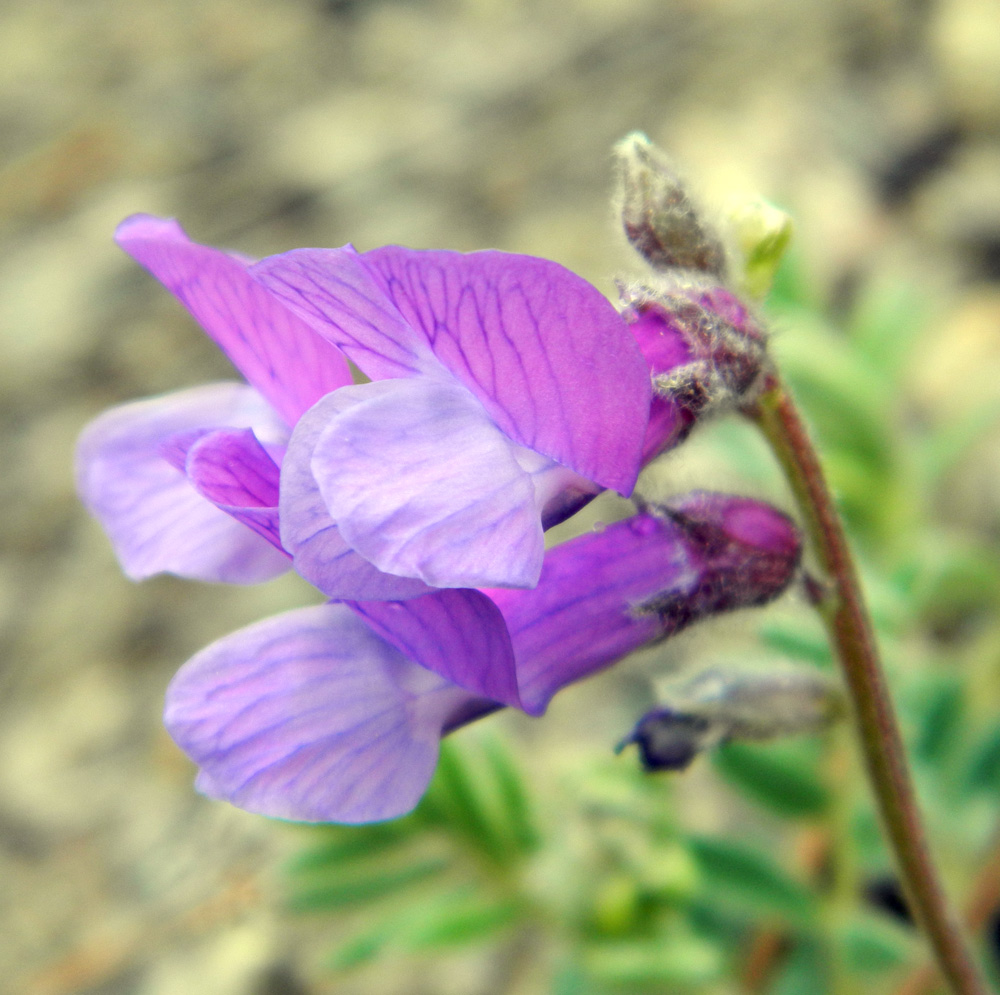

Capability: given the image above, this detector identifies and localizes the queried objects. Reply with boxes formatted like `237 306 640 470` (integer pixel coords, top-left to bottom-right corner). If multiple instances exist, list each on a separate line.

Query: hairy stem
745 380 988 995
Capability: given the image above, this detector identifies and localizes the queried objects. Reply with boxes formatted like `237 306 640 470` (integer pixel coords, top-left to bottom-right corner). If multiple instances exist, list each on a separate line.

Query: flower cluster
77 147 800 823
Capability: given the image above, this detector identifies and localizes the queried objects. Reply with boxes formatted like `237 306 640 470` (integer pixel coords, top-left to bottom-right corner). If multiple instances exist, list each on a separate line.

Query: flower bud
615 132 728 278
728 197 794 300
622 278 770 422
618 667 843 771
632 491 802 632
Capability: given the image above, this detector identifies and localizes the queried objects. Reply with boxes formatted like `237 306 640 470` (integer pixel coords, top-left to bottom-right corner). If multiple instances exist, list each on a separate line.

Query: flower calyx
622 278 772 418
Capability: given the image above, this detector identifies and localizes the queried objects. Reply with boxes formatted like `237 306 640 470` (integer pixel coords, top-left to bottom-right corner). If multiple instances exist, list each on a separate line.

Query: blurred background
4 0 1000 992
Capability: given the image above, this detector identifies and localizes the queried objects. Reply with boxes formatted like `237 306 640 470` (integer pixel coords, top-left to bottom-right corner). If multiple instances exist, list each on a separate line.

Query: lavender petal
182 428 285 552
165 604 488 823
116 215 353 426
279 390 433 600
349 588 520 708
310 378 545 589
254 246 652 493
76 383 290 583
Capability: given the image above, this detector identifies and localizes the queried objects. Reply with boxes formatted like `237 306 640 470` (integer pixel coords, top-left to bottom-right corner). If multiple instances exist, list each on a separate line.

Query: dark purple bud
619 667 842 771
616 708 713 771
615 132 728 278
633 491 802 633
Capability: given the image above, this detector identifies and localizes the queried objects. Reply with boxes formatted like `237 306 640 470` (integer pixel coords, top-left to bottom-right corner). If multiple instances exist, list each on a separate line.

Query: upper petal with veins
116 215 353 426
253 246 652 493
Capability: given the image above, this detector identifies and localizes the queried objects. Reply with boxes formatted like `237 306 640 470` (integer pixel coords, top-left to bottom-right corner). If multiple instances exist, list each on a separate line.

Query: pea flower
77 215 690 599
164 492 801 823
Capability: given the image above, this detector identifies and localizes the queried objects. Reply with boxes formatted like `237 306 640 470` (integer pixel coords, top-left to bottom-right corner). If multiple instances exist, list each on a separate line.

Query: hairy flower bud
618 667 842 771
632 491 802 634
622 278 770 417
615 132 728 278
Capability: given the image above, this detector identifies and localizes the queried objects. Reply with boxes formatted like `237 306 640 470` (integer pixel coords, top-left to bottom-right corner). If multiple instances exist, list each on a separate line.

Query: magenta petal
255 245 652 492
488 514 698 714
312 378 545 589
183 429 285 552
250 247 439 380
488 499 801 715
359 247 651 492
348 589 521 708
115 215 353 425
280 391 432 600
165 605 487 823
76 383 290 583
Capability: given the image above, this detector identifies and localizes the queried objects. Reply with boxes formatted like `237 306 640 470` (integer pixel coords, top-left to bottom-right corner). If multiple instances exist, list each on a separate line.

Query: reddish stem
746 381 988 995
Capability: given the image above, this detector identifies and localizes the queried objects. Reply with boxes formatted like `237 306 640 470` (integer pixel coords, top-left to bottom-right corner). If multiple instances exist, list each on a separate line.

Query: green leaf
768 937 829 995
288 855 448 912
687 835 818 925
713 741 829 818
324 888 522 970
921 397 1000 487
774 315 893 458
327 922 399 971
846 275 928 383
285 823 408 876
552 962 604 995
584 935 723 989
905 535 1000 627
481 735 539 856
421 739 513 864
962 724 1000 795
765 246 819 313
403 890 522 949
910 674 965 766
758 621 832 669
840 911 916 973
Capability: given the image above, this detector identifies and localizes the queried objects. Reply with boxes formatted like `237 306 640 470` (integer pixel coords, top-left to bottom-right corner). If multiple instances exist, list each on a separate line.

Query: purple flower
77 216 695 597
76 216 355 584
164 493 801 823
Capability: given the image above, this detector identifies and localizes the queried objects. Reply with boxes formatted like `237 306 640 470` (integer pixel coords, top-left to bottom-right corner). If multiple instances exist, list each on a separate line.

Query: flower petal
253 246 652 492
348 589 520 708
183 428 285 552
279 391 433 600
488 513 699 714
76 383 290 583
165 604 490 823
116 215 353 426
361 247 652 492
251 246 439 380
490 498 801 715
312 378 545 589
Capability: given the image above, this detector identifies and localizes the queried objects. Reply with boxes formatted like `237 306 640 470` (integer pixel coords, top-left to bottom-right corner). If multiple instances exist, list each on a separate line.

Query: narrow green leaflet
713 741 829 818
288 855 449 913
687 835 818 925
583 934 724 989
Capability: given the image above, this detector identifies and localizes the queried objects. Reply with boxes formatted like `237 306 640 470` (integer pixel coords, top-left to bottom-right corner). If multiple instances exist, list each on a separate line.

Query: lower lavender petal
488 514 697 714
165 604 489 823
